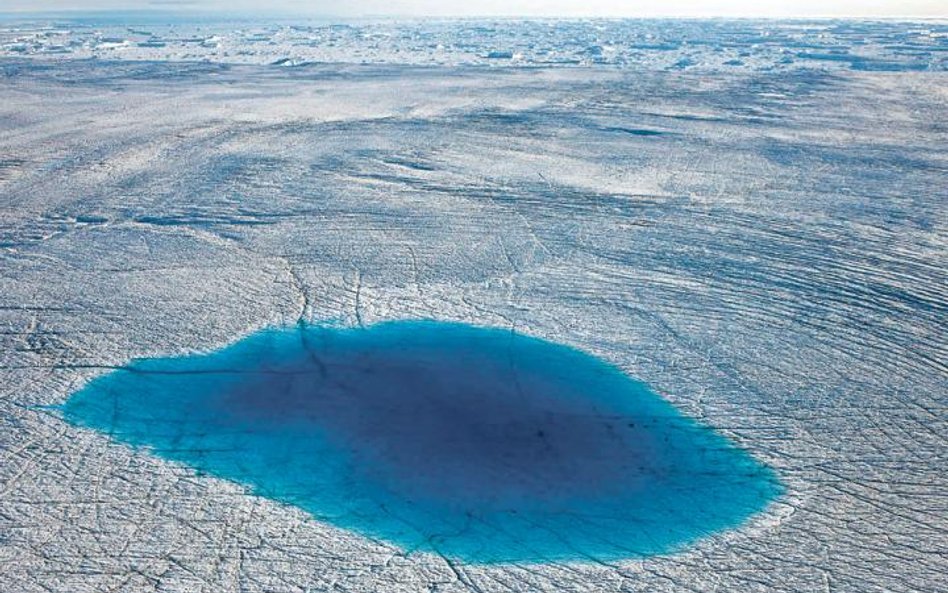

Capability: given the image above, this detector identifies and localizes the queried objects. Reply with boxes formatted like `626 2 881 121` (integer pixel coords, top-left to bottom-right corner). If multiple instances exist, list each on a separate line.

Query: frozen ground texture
0 16 946 593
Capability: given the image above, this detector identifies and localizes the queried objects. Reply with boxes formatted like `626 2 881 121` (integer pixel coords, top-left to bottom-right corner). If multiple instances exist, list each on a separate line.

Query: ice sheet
0 17 946 593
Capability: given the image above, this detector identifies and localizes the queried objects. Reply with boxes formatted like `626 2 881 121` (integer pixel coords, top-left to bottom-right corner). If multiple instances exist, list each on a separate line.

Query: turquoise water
60 321 782 564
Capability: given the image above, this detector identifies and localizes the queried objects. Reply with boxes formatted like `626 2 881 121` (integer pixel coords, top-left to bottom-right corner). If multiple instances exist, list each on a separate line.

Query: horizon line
1 9 946 21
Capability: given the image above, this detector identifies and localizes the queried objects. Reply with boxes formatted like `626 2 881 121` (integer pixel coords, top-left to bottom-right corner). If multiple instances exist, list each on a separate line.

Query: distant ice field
0 17 946 71
0 18 946 593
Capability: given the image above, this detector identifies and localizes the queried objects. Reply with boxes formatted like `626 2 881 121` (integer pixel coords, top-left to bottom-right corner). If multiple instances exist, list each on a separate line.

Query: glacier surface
0 14 946 593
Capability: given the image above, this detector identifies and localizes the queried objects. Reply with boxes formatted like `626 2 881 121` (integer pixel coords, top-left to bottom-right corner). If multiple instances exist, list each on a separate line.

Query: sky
4 0 946 18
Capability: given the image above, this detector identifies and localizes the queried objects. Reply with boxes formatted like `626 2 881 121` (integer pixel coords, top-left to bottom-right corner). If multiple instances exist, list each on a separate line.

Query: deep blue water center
61 321 781 563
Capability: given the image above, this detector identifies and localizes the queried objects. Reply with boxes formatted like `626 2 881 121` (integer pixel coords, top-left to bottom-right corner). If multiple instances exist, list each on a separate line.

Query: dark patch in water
60 321 781 563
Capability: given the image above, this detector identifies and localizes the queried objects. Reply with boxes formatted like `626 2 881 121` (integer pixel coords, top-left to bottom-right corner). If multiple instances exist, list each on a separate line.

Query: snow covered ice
0 14 946 593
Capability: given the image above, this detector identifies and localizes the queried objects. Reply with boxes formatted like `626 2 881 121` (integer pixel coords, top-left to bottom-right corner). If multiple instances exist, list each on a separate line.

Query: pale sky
3 0 946 18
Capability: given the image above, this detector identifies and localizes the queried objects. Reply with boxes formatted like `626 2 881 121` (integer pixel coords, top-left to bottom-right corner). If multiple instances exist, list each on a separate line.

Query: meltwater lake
60 321 781 563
